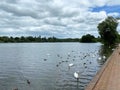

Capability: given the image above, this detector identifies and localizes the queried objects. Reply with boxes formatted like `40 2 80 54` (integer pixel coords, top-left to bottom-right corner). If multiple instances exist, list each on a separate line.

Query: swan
103 56 106 59
69 63 74 67
74 72 79 81
98 57 101 60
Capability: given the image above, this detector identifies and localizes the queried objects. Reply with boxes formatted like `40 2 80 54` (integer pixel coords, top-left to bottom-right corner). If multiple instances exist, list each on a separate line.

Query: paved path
85 46 120 90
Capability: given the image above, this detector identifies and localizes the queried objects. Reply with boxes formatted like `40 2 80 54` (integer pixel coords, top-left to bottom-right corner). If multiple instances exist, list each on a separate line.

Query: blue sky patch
91 5 120 13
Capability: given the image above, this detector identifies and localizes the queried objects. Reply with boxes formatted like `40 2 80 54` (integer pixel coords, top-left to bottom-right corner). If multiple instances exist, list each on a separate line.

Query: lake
0 43 113 90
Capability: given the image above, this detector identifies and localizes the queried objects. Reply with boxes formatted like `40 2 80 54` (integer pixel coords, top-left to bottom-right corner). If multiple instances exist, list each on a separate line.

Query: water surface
0 43 112 90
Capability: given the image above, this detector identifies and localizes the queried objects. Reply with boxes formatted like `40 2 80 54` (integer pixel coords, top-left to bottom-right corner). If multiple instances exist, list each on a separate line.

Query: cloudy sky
0 0 120 38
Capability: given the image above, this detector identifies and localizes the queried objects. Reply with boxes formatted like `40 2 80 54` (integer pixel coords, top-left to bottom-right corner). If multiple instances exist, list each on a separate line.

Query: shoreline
85 45 120 90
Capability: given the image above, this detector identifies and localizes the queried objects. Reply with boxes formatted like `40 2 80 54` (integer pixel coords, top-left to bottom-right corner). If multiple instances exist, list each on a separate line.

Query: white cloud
0 0 119 38
108 12 120 17
107 0 120 6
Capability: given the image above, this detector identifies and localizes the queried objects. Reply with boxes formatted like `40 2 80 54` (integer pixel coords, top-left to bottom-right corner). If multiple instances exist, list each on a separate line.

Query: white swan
98 57 101 60
69 63 74 67
103 56 106 59
74 72 79 81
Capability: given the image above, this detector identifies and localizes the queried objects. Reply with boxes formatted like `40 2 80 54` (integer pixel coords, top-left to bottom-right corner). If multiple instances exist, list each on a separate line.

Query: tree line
0 35 99 43
0 36 81 43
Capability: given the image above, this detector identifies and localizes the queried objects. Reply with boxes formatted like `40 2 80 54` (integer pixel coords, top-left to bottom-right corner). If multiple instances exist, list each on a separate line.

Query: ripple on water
0 43 108 90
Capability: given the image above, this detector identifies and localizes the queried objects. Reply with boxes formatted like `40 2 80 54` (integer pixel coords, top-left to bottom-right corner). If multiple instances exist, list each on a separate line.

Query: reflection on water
0 43 114 90
97 44 115 65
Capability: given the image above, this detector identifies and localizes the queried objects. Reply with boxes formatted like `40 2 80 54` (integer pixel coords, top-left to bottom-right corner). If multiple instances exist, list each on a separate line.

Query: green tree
80 34 96 42
97 16 119 46
2 36 9 42
20 36 26 42
26 36 35 42
48 36 57 42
